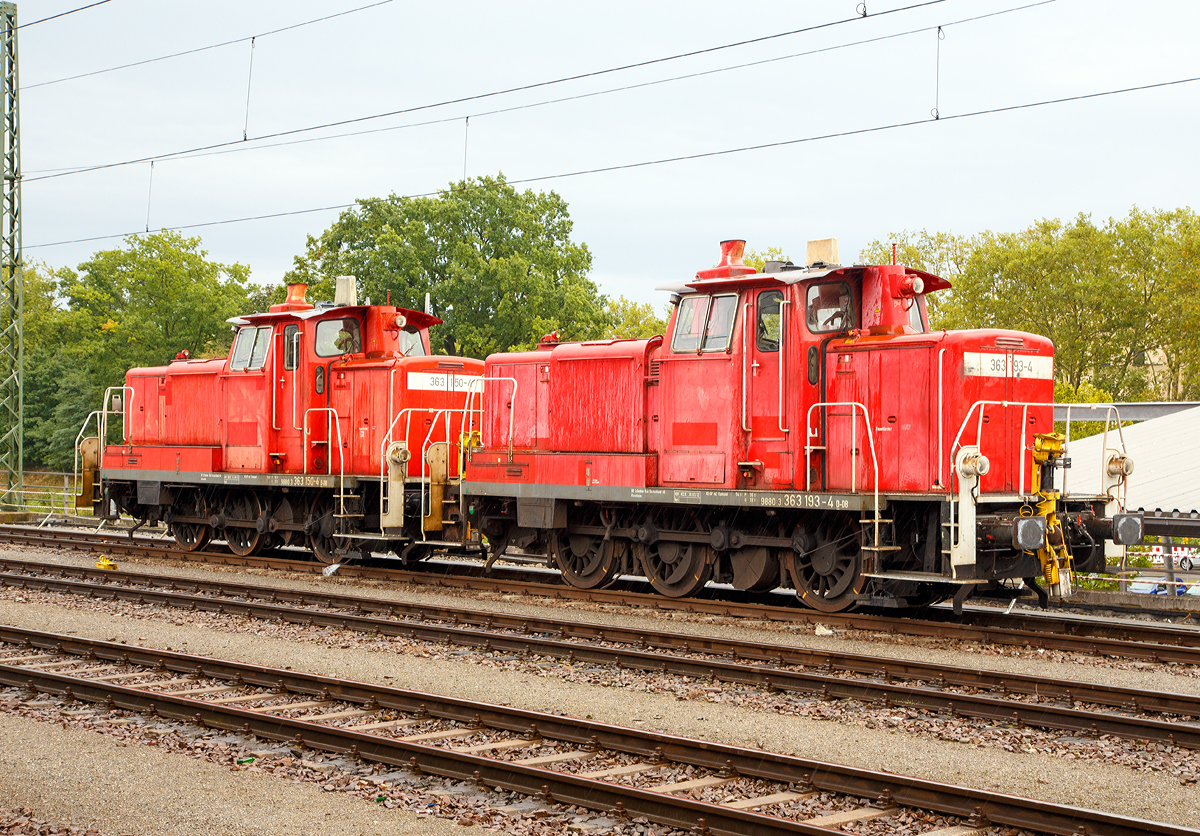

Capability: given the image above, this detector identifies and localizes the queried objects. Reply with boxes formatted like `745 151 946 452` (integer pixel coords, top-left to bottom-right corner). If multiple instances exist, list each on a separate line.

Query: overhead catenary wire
23 0 396 89
26 72 1200 251
132 0 1054 170
18 0 113 29
23 0 951 183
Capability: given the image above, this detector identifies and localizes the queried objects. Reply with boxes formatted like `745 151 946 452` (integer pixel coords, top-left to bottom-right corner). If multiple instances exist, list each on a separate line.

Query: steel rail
0 624 1192 836
3 524 1200 660
4 561 1200 748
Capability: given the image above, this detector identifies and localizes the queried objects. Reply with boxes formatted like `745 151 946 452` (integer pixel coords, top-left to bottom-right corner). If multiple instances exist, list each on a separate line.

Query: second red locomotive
461 239 1141 611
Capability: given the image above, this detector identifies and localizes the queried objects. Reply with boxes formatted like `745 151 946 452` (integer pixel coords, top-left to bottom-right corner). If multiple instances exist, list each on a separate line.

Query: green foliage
604 296 668 339
859 208 1200 401
287 174 608 358
23 232 252 469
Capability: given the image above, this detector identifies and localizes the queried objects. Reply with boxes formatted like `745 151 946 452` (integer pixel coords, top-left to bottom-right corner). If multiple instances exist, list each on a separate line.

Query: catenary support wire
144 161 153 233
932 26 944 119
242 37 256 141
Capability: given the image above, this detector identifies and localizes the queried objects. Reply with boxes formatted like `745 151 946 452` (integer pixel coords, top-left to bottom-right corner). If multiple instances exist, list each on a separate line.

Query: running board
861 571 989 585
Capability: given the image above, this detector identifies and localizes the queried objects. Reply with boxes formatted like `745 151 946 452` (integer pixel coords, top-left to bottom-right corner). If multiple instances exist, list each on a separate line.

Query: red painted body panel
106 305 483 481
465 264 1056 503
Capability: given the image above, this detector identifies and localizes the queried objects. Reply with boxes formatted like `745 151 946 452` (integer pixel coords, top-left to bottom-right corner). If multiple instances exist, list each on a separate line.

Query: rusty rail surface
3 557 1200 749
0 624 1193 836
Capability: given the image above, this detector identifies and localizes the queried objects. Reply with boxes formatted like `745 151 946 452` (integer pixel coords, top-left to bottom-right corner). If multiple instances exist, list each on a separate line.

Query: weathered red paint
105 301 483 481
466 255 1053 500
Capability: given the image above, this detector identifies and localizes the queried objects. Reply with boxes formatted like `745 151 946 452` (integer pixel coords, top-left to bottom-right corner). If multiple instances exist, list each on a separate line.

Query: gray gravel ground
2 595 1198 828
0 711 463 836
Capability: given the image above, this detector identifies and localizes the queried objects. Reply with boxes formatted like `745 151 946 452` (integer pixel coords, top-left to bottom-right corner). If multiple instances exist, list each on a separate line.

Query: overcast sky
17 0 1200 309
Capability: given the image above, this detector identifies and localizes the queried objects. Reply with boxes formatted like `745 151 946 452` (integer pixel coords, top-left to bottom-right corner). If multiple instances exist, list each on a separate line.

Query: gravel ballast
0 711 463 836
2 596 1198 827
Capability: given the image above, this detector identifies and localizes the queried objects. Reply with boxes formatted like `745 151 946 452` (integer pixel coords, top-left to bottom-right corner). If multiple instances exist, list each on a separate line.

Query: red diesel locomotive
85 241 1141 612
460 239 1141 611
84 279 485 564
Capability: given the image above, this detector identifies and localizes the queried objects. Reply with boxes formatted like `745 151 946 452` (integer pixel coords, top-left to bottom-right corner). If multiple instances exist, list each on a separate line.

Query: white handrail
740 301 751 433
72 410 102 504
376 405 480 531
804 401 879 503
100 386 135 454
291 330 303 431
947 400 1128 498
778 299 791 434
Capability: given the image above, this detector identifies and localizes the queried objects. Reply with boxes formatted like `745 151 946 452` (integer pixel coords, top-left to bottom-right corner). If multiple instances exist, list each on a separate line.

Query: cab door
745 288 793 486
276 323 303 472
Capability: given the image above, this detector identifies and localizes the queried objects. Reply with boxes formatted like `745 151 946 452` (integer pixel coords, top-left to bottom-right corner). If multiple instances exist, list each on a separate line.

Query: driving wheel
168 490 210 553
784 516 865 613
223 491 267 557
306 496 338 564
551 509 624 589
636 539 713 598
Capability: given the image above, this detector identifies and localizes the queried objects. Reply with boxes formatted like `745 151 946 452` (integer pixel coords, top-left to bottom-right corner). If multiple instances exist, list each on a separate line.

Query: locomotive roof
656 264 950 295
226 304 442 329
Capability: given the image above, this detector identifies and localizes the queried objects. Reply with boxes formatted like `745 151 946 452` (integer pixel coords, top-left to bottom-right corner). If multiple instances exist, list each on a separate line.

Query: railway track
4 557 1200 749
3 523 1200 664
0 624 1192 836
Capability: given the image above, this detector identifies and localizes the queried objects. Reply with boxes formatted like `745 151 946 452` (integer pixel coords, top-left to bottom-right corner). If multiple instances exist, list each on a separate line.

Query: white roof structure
1066 406 1200 513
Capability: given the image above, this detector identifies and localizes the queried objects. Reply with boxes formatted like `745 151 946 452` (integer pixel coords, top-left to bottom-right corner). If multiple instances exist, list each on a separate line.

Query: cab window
399 326 426 357
230 325 272 371
806 282 855 334
315 317 362 357
670 294 738 353
907 297 927 333
756 290 783 351
283 324 299 370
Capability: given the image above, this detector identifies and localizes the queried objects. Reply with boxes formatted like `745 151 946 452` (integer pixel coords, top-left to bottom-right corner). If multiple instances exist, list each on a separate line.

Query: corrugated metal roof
1066 406 1200 513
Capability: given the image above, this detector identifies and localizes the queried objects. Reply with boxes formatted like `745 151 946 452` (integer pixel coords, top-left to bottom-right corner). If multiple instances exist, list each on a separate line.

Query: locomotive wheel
636 539 713 598
307 497 338 565
270 497 299 548
169 490 210 553
224 491 267 557
551 510 624 590
729 545 781 592
784 517 865 613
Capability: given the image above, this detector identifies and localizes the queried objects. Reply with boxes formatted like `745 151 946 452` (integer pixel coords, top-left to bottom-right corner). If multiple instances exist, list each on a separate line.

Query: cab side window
230 326 272 371
315 318 362 357
756 290 783 351
806 282 855 334
283 324 299 370
670 294 738 353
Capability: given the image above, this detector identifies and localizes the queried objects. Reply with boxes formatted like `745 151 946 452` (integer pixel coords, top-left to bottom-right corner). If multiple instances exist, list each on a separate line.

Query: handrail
271 330 281 431
804 401 879 502
462 376 518 462
804 401 882 555
946 400 1128 499
72 409 102 505
100 386 134 452
376 405 479 532
740 301 750 433
291 330 303 431
935 347 946 488
778 299 791 434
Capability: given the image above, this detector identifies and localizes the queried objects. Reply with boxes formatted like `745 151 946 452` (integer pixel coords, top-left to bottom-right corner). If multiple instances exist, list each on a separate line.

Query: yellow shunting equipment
94 556 119 571
1029 432 1072 597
